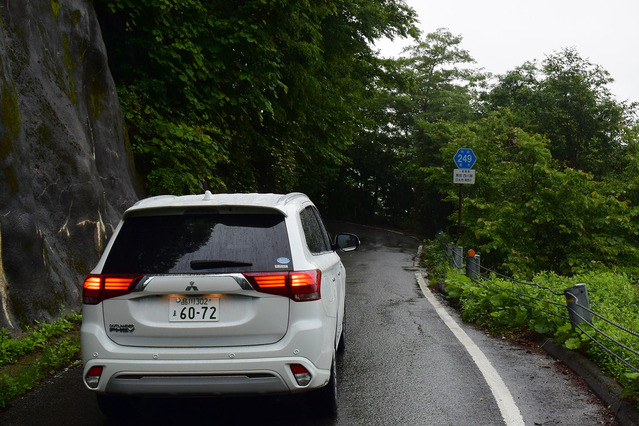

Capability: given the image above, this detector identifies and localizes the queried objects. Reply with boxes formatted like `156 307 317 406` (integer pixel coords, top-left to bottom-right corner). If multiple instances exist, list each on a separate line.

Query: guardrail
436 235 639 375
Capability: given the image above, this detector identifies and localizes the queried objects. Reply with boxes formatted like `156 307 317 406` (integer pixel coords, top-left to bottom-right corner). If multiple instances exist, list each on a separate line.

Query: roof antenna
203 190 213 200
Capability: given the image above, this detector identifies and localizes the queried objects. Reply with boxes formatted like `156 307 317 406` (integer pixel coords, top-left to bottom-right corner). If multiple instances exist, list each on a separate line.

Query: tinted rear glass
102 213 292 274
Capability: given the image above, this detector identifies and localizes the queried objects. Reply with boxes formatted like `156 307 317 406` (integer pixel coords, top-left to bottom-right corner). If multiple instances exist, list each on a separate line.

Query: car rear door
98 210 293 348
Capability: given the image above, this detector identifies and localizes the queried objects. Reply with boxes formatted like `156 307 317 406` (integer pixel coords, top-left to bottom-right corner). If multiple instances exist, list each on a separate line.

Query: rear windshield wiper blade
190 260 253 270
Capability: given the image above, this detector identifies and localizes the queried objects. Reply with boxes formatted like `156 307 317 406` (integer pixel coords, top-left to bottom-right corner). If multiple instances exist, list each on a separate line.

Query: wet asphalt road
0 224 614 425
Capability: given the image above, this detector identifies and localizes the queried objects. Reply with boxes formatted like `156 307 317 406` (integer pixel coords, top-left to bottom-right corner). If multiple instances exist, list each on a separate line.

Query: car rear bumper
81 310 336 396
83 357 330 396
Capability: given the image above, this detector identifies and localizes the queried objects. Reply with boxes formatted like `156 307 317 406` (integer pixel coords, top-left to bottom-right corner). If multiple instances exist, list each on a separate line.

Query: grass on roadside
0 312 82 408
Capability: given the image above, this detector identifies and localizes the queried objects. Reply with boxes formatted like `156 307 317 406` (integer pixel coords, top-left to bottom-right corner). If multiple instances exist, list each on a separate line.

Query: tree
341 29 482 230
428 114 639 277
94 0 418 197
484 48 637 178
400 28 480 123
403 29 483 233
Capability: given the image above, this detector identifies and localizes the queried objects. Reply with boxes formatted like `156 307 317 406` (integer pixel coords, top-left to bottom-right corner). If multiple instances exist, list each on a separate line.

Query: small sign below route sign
454 169 475 184
453 148 476 169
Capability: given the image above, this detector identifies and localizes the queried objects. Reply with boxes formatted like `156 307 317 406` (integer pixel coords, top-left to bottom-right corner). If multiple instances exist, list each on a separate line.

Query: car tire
312 358 338 416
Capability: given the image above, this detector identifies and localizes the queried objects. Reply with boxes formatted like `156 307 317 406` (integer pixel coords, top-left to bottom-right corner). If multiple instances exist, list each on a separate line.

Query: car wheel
312 358 338 416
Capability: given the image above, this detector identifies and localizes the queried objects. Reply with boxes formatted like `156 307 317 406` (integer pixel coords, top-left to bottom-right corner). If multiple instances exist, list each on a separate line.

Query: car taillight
243 270 321 302
82 274 144 305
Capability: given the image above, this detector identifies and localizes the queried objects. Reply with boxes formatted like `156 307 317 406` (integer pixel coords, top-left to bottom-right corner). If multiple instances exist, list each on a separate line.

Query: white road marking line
416 273 525 426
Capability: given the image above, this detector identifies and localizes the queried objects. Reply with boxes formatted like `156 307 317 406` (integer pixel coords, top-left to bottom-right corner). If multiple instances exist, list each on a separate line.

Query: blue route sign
453 148 477 169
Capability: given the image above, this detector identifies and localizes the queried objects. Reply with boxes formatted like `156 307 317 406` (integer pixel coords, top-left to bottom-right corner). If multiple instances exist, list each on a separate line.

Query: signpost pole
456 184 462 243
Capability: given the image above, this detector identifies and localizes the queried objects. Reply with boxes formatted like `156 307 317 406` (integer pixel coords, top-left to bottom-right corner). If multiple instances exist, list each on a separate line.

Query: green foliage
483 48 636 178
348 43 639 246
0 312 81 407
341 29 481 228
0 312 81 367
425 113 639 278
0 338 80 408
436 256 639 402
422 238 449 284
425 240 639 404
94 0 418 196
399 28 482 123
118 85 228 195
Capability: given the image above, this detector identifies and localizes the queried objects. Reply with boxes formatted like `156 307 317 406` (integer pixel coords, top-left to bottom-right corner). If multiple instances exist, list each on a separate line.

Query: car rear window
101 212 292 274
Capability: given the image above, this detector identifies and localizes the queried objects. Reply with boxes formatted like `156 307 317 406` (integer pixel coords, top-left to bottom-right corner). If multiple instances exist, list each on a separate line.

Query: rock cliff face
0 1 140 332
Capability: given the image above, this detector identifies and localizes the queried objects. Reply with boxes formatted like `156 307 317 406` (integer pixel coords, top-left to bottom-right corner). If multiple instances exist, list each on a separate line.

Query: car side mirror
333 233 359 252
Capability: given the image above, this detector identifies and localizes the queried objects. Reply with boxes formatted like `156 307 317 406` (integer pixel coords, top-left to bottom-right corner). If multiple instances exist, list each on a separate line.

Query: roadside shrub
0 312 81 408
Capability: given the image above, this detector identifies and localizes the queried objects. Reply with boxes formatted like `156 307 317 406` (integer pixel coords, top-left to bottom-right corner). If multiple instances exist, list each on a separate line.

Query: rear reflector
83 275 145 305
85 366 103 389
243 270 321 302
290 364 312 386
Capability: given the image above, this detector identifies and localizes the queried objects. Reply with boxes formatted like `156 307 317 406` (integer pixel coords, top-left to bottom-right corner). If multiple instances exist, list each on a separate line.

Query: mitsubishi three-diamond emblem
185 281 198 291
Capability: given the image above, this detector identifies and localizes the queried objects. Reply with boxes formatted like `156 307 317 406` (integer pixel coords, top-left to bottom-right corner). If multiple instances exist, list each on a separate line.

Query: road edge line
415 272 525 426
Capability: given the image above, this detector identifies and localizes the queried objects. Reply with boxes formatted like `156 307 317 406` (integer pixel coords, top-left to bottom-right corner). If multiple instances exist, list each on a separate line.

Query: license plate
169 296 219 322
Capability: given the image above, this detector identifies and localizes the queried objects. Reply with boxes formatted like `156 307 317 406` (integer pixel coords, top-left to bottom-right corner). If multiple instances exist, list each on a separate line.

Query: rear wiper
190 260 253 270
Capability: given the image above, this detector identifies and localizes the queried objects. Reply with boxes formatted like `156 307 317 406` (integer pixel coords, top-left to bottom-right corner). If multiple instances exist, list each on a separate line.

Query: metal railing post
453 246 463 271
564 283 592 329
467 253 480 281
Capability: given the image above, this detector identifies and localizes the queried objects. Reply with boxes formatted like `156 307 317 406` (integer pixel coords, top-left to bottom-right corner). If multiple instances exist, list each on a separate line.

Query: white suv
81 192 358 417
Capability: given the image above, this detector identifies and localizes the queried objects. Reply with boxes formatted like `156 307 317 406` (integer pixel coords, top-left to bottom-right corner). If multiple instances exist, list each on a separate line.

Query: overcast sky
375 0 639 104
